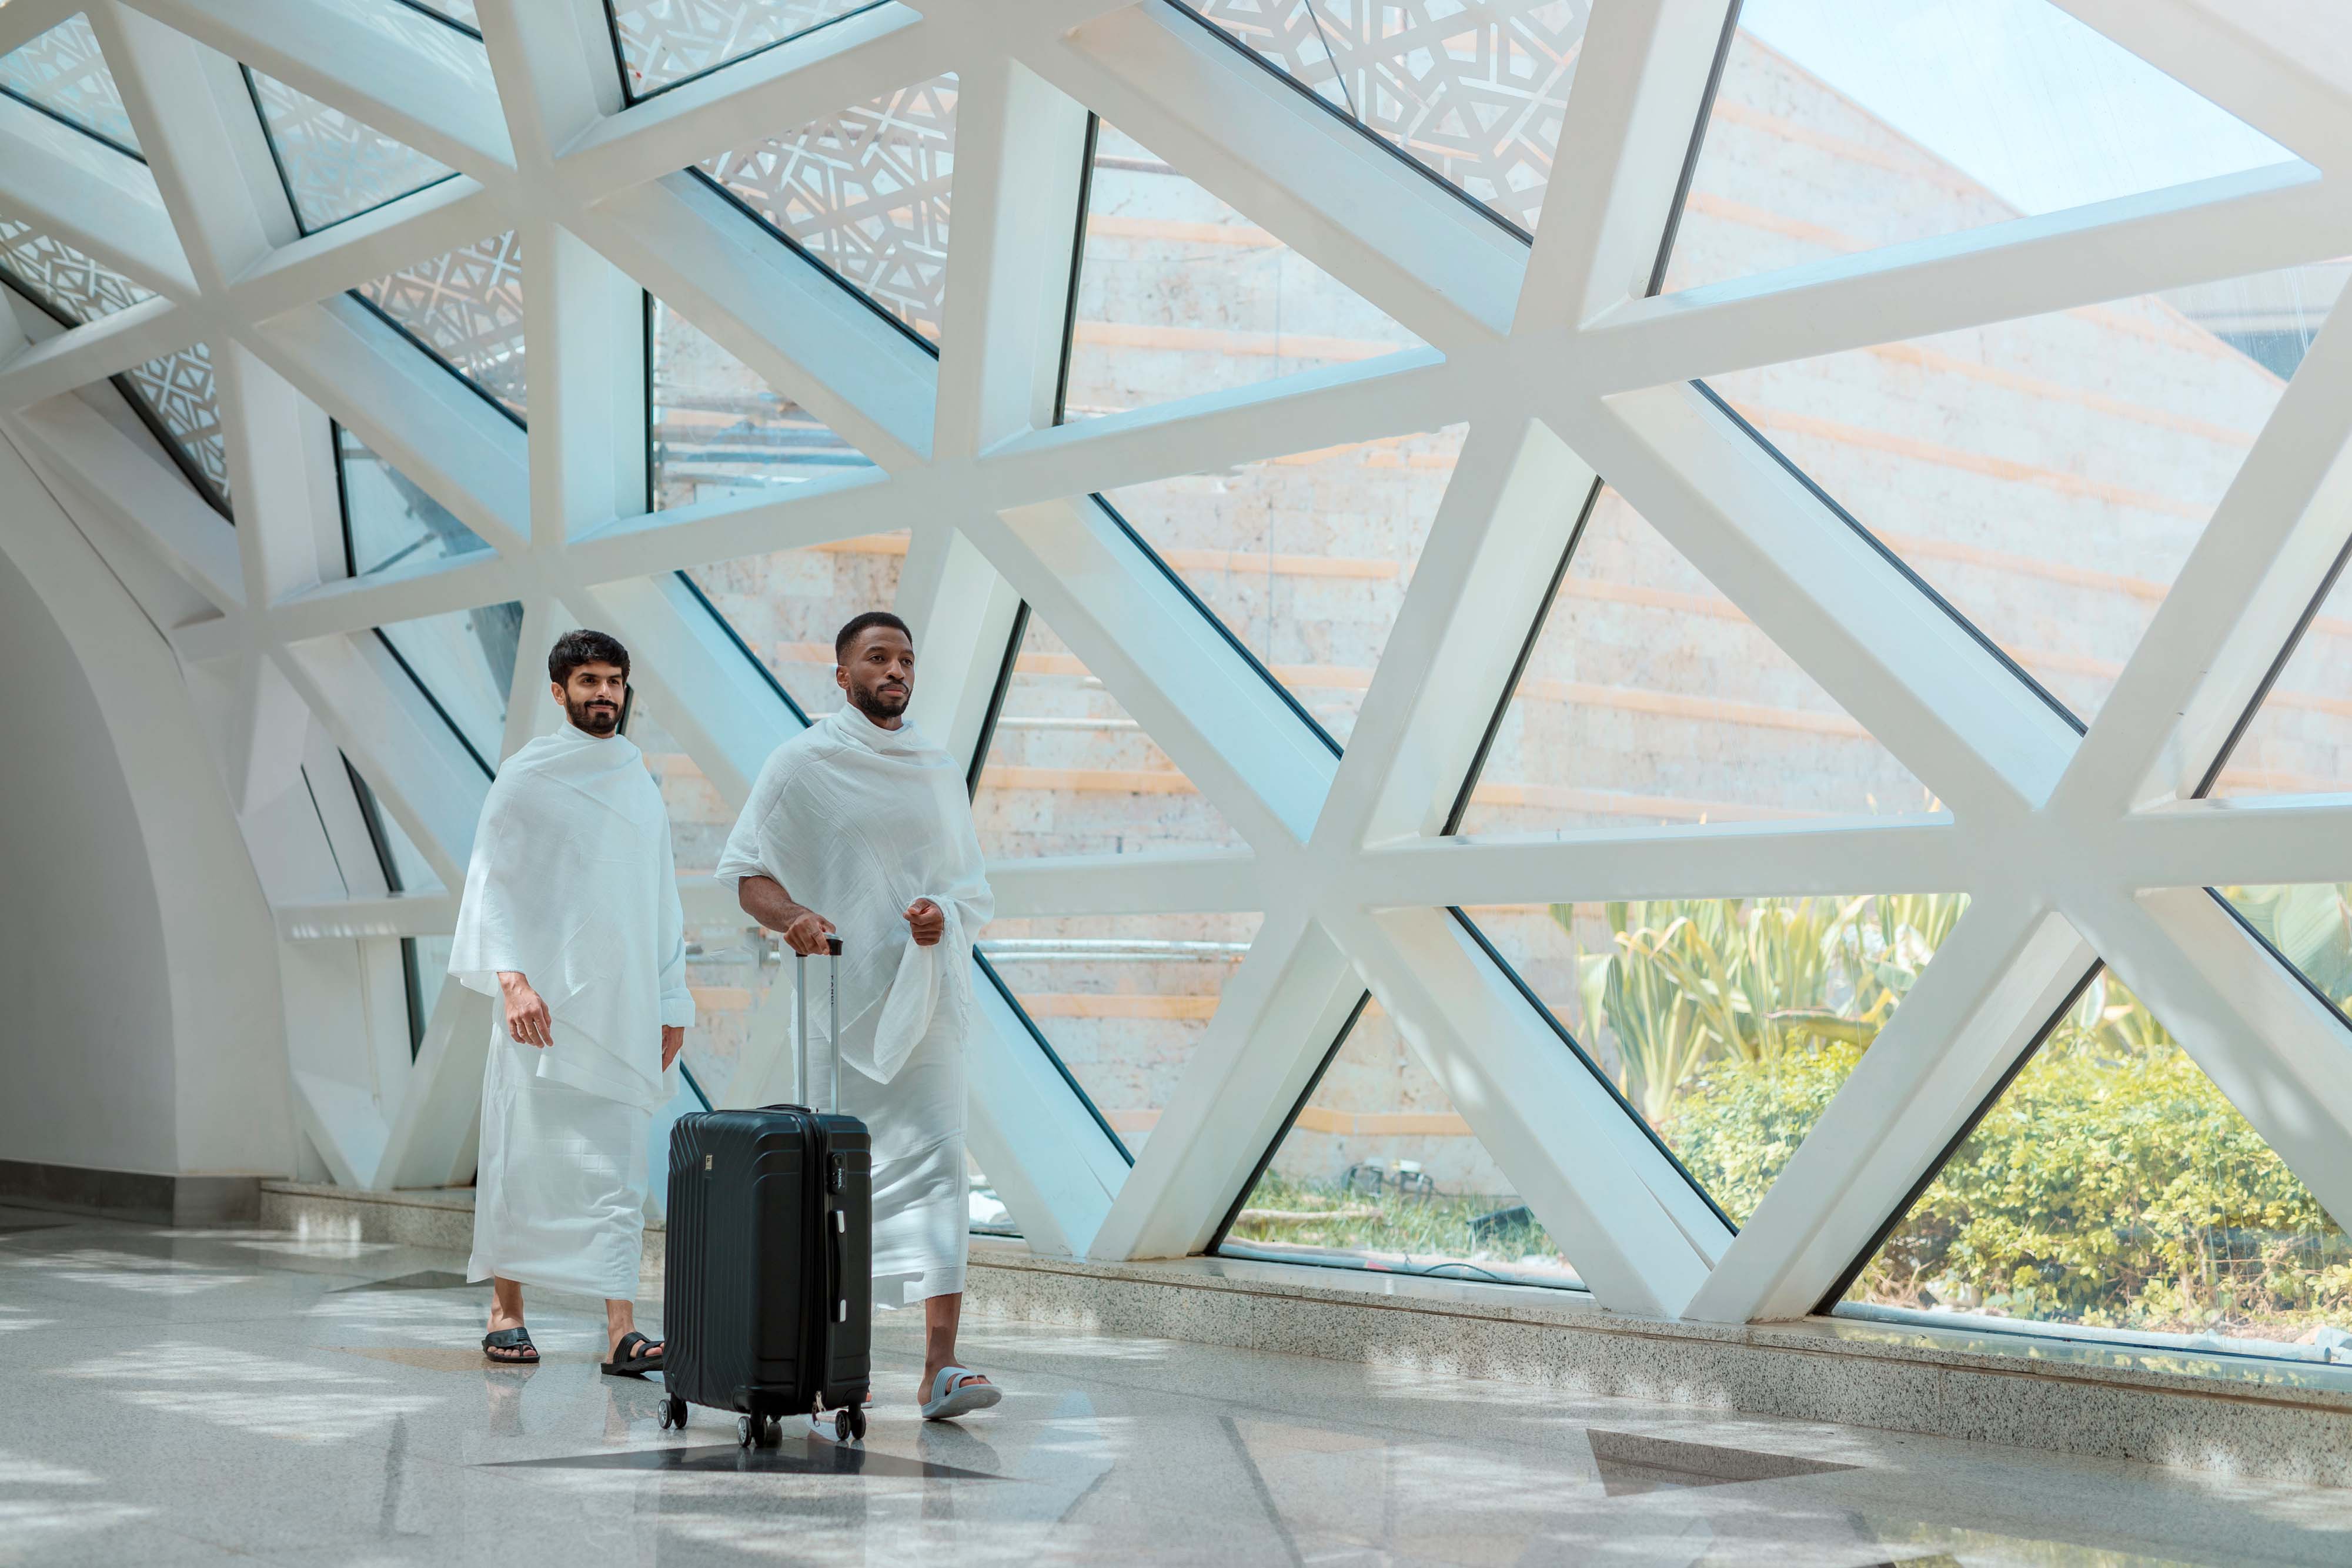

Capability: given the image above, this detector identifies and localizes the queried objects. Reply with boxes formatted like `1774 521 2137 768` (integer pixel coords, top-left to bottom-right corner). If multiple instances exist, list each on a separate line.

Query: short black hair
835 611 912 663
549 628 630 684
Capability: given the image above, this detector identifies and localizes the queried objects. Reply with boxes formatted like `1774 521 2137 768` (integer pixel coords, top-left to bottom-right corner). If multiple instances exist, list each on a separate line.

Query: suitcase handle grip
793 941 844 1113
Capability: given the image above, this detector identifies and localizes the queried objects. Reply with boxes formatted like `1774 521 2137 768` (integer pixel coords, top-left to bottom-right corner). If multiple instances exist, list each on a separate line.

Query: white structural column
1514 0 1736 332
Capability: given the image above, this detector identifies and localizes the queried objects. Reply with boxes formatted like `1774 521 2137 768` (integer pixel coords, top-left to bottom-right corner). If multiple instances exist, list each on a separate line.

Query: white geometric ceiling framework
2 0 2351 1327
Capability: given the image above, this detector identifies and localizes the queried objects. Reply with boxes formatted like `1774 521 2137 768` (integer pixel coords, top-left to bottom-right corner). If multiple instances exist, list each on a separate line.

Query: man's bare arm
738 873 836 954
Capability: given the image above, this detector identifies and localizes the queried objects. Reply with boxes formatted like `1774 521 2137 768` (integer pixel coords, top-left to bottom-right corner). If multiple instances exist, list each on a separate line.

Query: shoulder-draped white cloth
449 724 694 1111
455 724 693 1299
715 704 994 1304
714 704 994 1086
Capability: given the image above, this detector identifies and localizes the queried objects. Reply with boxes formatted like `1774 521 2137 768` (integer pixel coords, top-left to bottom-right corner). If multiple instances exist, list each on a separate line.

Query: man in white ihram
450 629 693 1376
715 610 1001 1422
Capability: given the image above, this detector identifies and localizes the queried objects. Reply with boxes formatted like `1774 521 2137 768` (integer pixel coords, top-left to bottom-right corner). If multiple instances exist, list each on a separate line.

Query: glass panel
626 695 781 1102
1463 894 1967 1224
403 0 480 30
337 0 496 86
1178 1 1592 236
650 296 875 504
338 424 490 577
353 231 529 420
1063 121 1425 422
977 912 1261 1154
1104 426 1461 745
607 0 878 100
1221 995 1583 1289
1703 262 2340 723
247 67 456 233
0 13 140 156
973 609 1247 860
696 73 956 344
119 342 230 517
1842 968 2351 1355
379 603 523 770
1460 486 1930 835
0 209 155 323
681 533 909 721
2217 884 2352 1025
1665 0 2293 294
2210 555 2352 798
967 1151 1018 1236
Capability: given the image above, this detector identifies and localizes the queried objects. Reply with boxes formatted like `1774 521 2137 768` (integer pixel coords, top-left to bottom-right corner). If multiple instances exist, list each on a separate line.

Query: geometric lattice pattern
0 12 142 156
246 68 456 234
698 73 956 343
0 213 155 324
352 232 529 421
8 0 2352 1356
1181 0 1593 235
119 342 231 517
606 0 879 100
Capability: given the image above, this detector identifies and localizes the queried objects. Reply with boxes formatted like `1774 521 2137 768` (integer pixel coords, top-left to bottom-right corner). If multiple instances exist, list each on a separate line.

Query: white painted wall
0 527 180 1171
0 433 295 1178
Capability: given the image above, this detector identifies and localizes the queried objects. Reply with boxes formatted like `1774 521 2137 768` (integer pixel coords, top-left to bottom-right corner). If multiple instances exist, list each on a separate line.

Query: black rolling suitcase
658 937 874 1445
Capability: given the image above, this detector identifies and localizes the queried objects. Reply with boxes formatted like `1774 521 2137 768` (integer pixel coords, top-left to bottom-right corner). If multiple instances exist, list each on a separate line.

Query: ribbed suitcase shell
663 1106 873 1419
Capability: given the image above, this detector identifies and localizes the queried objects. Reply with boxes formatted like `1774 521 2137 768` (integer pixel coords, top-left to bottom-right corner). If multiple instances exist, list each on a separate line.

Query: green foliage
1562 894 1964 1213
1670 977 2352 1335
1227 1169 1570 1283
2222 882 2352 1012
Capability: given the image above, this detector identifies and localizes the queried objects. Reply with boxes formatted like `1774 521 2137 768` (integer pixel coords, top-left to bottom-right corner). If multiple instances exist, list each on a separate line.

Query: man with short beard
449 630 694 1376
716 611 1001 1422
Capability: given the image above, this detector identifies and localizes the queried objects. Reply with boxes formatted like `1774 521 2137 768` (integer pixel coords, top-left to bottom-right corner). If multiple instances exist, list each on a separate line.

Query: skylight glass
246 66 457 234
0 210 155 323
606 0 881 101
353 232 529 422
338 424 490 577
0 13 141 158
1662 0 2296 293
1178 0 1591 236
120 342 231 517
697 73 956 345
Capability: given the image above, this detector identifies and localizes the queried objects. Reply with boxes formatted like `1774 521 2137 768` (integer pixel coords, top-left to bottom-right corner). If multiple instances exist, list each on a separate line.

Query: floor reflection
489 1439 1000 1480
0 1210 2346 1566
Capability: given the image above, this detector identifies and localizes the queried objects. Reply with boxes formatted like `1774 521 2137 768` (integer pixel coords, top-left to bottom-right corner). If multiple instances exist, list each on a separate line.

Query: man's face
837 627 914 722
554 661 626 736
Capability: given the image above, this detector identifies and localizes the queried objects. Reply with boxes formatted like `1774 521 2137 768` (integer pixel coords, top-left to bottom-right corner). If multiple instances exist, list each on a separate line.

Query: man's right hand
777 905 837 957
499 971 553 1048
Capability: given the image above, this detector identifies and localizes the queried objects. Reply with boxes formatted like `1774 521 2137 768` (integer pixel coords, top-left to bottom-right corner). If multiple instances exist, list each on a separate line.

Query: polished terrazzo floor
4 1203 2350 1566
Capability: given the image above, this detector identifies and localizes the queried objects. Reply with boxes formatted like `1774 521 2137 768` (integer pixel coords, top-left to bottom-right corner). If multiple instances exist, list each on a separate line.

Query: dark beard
567 696 622 735
847 680 908 724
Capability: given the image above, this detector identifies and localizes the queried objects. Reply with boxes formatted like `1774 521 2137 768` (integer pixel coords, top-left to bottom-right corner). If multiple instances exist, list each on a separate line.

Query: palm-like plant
1561 892 1971 1126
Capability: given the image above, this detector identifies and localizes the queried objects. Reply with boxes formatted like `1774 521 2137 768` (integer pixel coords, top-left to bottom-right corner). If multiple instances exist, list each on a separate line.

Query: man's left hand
661 1025 686 1071
906 899 946 948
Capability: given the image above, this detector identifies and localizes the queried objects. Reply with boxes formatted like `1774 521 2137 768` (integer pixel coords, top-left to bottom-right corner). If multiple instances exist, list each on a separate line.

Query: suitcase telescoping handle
793 935 844 1113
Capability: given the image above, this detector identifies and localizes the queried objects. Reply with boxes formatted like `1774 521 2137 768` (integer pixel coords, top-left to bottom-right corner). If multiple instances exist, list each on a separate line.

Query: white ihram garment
714 704 993 1306
449 724 694 1299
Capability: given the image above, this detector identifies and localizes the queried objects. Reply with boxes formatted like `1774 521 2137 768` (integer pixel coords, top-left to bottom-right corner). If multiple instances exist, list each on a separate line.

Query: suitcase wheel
834 1406 866 1443
659 1397 686 1432
738 1413 783 1449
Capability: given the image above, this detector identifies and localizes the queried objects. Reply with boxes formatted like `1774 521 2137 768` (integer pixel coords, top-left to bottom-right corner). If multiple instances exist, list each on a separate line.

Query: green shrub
1666 1018 2352 1336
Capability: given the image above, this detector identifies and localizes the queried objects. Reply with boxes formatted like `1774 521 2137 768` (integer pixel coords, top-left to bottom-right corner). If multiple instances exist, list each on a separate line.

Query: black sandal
483 1326 538 1365
602 1330 663 1378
